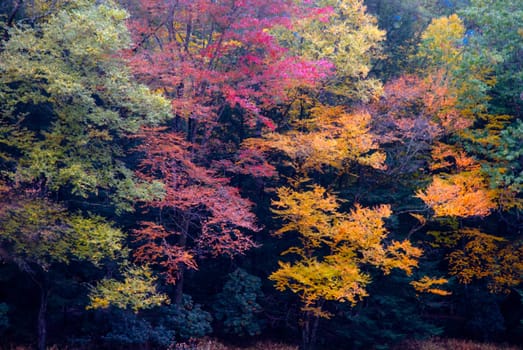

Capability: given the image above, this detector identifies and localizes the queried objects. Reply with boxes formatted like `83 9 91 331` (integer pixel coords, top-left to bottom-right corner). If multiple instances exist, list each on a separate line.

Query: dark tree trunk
301 311 320 350
37 285 48 350
174 214 190 305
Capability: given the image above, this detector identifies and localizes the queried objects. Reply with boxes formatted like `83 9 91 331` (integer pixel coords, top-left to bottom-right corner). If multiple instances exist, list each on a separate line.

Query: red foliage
126 0 333 126
133 128 258 283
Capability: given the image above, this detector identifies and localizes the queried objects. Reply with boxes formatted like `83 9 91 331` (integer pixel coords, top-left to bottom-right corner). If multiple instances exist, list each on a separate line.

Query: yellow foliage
418 14 465 72
270 186 422 317
272 185 341 251
409 213 427 225
87 266 169 312
284 0 385 101
411 276 452 296
448 229 522 292
246 105 385 174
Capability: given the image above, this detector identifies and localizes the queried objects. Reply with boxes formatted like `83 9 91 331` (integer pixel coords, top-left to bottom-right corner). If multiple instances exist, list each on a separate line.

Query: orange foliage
410 276 452 296
429 142 480 172
416 173 496 218
374 72 472 142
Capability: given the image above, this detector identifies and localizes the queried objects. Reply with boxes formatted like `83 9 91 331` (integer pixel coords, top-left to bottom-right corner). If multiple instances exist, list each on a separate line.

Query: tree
275 0 385 102
132 127 258 303
0 195 126 350
411 13 522 297
458 0 523 117
125 0 337 306
0 1 170 348
269 186 421 350
126 0 332 133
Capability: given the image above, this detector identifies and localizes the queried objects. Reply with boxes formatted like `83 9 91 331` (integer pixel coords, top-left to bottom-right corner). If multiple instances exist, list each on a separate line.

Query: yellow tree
269 186 422 349
245 102 421 349
275 0 385 102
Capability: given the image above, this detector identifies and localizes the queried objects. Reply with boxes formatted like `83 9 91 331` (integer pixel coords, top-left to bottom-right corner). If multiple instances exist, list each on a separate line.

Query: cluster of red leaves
127 0 334 127
133 128 258 283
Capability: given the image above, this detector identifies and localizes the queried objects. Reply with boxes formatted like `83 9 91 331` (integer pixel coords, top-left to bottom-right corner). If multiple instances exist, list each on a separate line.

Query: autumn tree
122 0 342 308
275 0 385 102
410 13 522 305
132 128 258 303
269 186 421 349
126 0 332 135
0 1 170 348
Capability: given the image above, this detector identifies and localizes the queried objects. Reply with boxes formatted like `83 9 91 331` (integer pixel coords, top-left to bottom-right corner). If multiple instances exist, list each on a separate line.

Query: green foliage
458 0 523 117
0 198 125 270
162 295 213 340
475 119 523 196
0 0 171 210
335 273 443 349
103 308 175 347
212 269 265 337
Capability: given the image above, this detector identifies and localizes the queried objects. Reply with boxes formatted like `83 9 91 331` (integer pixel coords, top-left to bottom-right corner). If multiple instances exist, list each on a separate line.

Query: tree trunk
301 311 320 350
37 286 48 350
174 214 190 305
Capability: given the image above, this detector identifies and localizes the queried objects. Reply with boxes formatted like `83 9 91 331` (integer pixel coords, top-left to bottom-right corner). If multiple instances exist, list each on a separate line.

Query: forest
0 0 522 349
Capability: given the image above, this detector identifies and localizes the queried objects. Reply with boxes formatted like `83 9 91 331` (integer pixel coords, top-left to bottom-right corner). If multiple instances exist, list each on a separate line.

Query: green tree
212 268 265 337
459 0 523 118
0 1 170 348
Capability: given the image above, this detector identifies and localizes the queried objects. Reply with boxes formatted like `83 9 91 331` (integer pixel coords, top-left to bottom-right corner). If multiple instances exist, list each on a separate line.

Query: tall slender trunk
174 268 185 305
174 214 190 305
301 310 320 350
37 285 48 350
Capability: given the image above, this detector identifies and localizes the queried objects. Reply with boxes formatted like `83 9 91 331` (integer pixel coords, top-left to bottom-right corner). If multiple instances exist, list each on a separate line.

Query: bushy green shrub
162 294 213 340
212 268 265 337
103 308 174 347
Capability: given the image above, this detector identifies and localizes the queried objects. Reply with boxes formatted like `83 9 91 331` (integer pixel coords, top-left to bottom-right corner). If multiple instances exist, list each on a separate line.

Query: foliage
126 0 332 128
0 197 125 270
448 229 523 293
212 268 265 337
269 185 422 317
0 0 171 211
276 0 385 101
245 106 386 175
161 294 213 340
335 272 444 350
88 265 168 312
102 308 175 347
132 128 258 285
0 0 521 348
458 0 523 117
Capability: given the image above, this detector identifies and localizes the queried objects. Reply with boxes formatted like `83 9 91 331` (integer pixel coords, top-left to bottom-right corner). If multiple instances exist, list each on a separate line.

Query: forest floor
173 338 521 350
4 338 522 350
